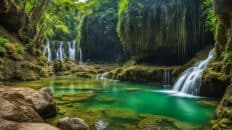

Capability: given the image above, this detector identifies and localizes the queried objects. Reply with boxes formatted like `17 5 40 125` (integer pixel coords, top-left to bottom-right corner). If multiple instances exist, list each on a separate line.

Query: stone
57 117 89 130
0 86 57 119
0 118 60 130
0 93 42 122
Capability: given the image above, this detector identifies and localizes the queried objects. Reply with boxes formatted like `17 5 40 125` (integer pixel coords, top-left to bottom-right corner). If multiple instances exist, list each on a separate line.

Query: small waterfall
56 41 65 61
79 47 83 64
172 49 215 95
43 39 52 62
68 40 76 61
96 72 109 80
163 69 170 87
95 120 109 130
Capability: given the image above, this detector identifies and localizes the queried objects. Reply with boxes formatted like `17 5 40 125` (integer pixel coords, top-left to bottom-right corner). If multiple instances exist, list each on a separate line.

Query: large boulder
0 86 57 119
0 92 42 122
0 118 60 130
57 117 89 130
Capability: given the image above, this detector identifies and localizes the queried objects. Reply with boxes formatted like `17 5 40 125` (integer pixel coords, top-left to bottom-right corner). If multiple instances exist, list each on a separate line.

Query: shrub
16 44 24 55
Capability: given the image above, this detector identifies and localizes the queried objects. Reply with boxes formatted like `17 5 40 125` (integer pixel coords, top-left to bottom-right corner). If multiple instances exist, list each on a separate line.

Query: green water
5 76 218 130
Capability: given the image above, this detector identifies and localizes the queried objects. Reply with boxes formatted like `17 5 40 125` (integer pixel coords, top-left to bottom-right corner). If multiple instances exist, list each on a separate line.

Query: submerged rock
95 96 116 103
55 91 95 104
124 88 142 92
138 114 197 130
57 117 89 130
105 108 138 120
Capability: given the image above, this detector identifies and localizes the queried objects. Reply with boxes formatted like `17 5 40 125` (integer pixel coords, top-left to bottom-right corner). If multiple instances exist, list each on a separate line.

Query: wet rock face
214 0 232 16
57 117 89 130
0 0 29 33
212 84 232 129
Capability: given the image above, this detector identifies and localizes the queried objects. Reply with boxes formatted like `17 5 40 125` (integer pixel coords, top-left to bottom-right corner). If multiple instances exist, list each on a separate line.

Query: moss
108 65 175 85
138 114 197 130
197 100 219 107
104 108 139 120
200 65 229 97
0 46 6 56
95 96 116 103
54 91 96 104
53 60 63 73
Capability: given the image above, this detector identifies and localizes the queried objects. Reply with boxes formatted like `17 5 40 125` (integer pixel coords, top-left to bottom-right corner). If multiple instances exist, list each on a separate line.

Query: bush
16 44 24 55
0 37 8 45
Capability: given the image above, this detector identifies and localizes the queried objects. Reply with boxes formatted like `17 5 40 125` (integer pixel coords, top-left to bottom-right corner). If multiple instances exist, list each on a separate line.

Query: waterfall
96 72 109 80
172 49 215 95
163 70 170 87
95 120 109 130
43 39 52 62
56 41 65 61
79 47 83 64
68 40 76 61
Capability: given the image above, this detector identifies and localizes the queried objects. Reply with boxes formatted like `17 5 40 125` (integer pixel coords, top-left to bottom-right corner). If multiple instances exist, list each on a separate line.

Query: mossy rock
197 100 219 107
138 114 197 130
104 108 139 120
55 91 96 103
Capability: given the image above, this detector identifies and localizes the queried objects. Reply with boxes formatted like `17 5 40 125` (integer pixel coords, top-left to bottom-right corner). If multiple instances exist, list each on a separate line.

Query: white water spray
163 69 170 87
96 72 109 80
172 49 214 95
56 41 65 61
68 40 76 61
79 47 83 64
43 39 52 62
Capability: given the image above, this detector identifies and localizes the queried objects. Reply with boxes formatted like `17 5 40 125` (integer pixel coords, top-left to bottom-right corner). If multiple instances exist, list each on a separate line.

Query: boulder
9 87 57 118
0 93 42 122
0 118 60 130
0 86 57 119
57 117 89 130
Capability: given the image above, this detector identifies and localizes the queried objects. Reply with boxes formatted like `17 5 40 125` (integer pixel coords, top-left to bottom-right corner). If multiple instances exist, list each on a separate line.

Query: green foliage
39 0 81 41
0 37 8 45
16 44 24 55
78 0 122 62
202 0 219 32
223 52 232 63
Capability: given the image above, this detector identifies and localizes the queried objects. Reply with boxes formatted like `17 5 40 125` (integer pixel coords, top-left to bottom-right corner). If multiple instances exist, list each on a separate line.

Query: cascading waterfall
96 72 109 80
43 39 52 62
172 49 215 95
163 70 171 87
56 41 65 61
68 40 76 61
79 47 83 64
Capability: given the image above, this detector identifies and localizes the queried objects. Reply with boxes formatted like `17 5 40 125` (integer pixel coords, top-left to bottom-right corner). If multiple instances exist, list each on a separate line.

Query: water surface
5 76 217 130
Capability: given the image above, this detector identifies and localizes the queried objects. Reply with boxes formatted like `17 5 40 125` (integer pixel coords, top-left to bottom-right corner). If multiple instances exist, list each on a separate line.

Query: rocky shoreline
0 85 89 130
